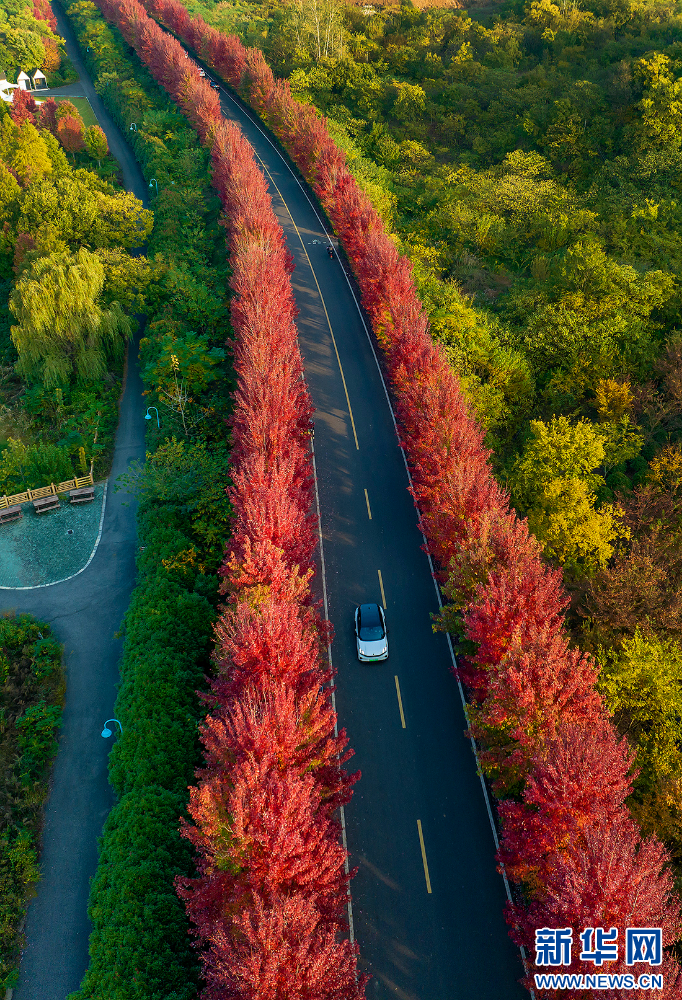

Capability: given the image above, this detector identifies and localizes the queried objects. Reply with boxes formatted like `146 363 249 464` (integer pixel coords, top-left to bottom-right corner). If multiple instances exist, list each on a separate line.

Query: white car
355 603 388 662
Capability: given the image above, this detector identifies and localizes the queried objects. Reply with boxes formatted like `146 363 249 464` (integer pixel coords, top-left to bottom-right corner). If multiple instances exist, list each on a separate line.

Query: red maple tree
9 89 38 126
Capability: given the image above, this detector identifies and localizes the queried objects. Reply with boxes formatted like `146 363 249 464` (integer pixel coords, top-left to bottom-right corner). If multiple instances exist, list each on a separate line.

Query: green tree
510 415 627 572
117 437 231 558
527 475 625 572
142 330 224 397
9 247 132 387
9 122 52 187
84 124 108 165
0 438 75 493
0 25 45 74
510 415 605 506
17 173 152 255
598 629 682 794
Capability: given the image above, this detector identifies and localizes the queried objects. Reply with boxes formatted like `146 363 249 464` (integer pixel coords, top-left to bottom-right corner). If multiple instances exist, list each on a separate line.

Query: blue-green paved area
0 483 107 589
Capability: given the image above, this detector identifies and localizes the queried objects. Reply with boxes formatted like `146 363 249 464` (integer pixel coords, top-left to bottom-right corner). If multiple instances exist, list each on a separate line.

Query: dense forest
0 0 76 88
0 614 64 992
0 85 152 491
173 0 682 878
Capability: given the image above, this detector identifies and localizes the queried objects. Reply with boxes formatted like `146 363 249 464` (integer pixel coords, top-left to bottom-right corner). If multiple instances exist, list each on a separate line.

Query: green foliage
67 485 216 1000
598 630 682 854
0 438 75 493
75 788 200 1000
59 4 236 997
0 614 63 991
142 331 224 396
207 0 682 475
3 120 52 187
118 436 231 562
84 124 108 163
16 171 153 257
509 415 628 572
16 702 61 782
10 247 132 387
0 108 147 480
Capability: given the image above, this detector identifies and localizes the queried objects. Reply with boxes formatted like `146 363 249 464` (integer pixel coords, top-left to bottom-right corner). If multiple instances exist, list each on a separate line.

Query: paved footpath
5 6 150 998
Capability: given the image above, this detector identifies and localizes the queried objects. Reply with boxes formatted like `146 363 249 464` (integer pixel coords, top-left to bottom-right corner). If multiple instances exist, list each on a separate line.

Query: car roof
359 603 382 624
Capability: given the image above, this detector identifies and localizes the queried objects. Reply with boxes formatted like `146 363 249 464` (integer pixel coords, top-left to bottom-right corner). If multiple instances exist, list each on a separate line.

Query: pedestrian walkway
0 483 107 589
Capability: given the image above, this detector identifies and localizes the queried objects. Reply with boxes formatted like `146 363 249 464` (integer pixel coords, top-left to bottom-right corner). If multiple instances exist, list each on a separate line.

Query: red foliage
498 721 637 888
88 1 363 994
474 631 602 791
38 96 59 135
195 890 365 1000
9 89 38 126
517 819 682 998
96 0 221 143
33 0 57 30
13 232 36 274
499 723 682 998
56 113 85 153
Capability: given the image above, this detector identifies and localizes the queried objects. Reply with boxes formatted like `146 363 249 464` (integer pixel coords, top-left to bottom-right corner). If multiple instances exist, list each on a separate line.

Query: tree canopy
9 247 132 386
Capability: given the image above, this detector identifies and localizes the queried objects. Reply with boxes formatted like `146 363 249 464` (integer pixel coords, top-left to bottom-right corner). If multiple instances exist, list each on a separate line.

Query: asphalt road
4 5 150 997
208 82 528 999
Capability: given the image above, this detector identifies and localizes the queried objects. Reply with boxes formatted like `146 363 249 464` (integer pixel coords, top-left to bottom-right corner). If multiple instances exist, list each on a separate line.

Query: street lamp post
129 122 137 131
101 719 123 738
145 406 160 428
149 178 158 194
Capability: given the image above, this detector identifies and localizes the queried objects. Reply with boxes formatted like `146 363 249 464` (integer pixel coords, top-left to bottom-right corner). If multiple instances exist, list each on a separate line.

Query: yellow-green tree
7 122 52 187
17 172 153 255
598 629 682 798
510 415 627 573
9 247 132 387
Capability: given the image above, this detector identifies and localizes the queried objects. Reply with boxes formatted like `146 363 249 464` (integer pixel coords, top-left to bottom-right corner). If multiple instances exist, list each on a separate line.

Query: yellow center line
417 820 432 894
364 488 372 519
253 161 359 451
394 675 406 729
377 569 386 609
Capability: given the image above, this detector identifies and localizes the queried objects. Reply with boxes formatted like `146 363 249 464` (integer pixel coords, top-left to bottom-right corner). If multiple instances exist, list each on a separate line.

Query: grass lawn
37 94 98 128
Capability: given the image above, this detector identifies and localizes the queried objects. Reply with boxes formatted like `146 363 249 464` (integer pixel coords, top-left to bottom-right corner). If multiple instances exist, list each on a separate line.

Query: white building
0 77 19 102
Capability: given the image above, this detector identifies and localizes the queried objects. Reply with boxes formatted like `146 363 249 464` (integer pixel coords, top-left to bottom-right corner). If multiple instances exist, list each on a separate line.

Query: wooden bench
69 487 95 505
0 504 22 524
33 495 59 514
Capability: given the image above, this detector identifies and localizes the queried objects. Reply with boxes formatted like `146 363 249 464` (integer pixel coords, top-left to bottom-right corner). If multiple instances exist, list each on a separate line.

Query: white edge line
208 64 531 993
0 481 109 591
311 439 355 949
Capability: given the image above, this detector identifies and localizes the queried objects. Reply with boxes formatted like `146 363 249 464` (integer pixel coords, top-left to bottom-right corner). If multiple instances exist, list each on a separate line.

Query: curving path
5 5 150 997
204 75 528 1000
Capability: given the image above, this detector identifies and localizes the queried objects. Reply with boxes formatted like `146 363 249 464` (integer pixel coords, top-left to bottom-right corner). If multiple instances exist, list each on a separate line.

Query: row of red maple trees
125 1 682 994
90 0 365 995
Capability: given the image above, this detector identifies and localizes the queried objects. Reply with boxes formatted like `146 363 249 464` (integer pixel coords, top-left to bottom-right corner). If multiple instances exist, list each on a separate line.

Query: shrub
0 614 63 991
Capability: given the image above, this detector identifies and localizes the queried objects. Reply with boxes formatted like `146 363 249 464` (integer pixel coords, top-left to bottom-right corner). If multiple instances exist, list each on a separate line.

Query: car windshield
359 606 384 642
